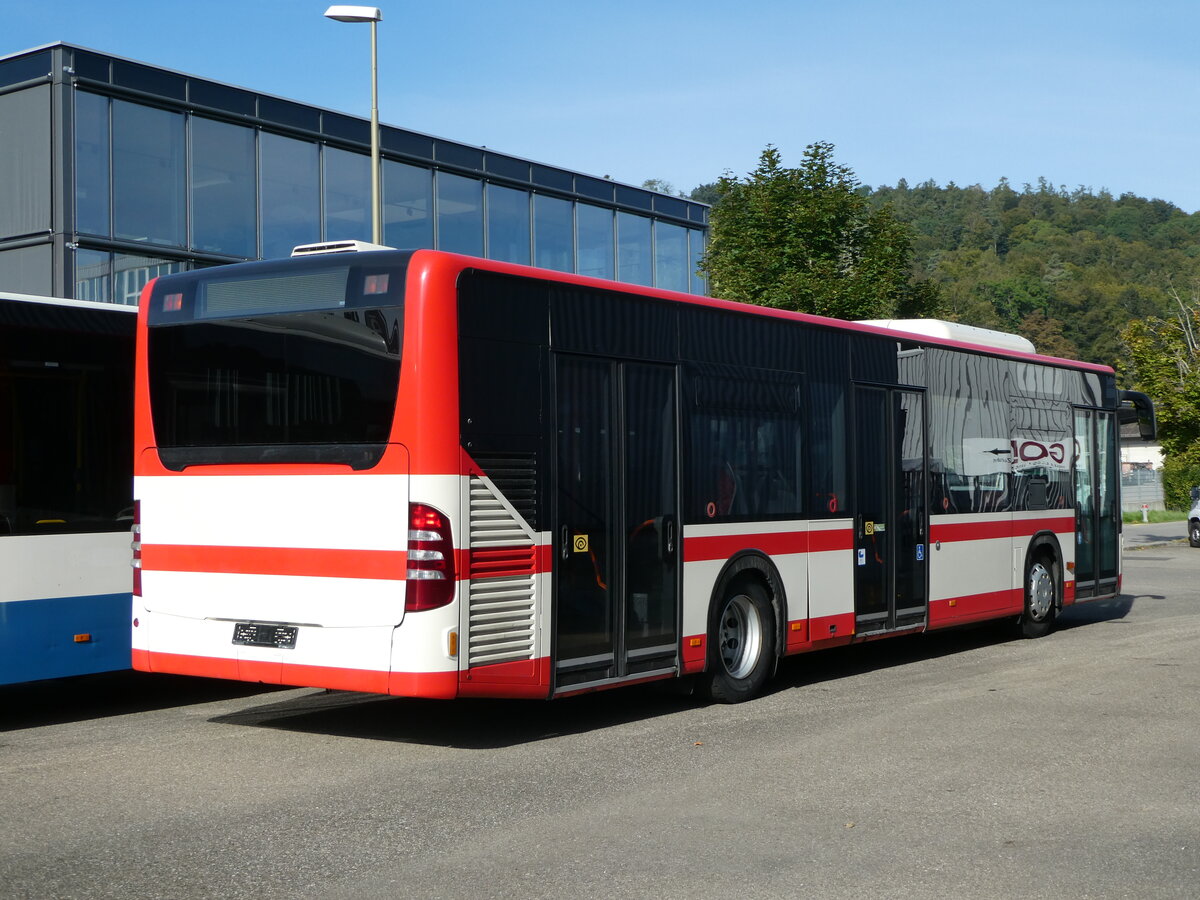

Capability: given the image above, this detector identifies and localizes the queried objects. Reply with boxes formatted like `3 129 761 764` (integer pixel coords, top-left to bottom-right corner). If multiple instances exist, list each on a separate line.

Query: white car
1189 488 1200 547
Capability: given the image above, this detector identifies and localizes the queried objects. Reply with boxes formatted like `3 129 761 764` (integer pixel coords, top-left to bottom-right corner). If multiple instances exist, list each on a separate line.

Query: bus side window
691 411 801 521
808 375 847 518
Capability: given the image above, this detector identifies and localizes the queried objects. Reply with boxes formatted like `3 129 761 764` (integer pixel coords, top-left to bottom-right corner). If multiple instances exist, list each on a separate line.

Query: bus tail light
132 499 142 597
406 503 455 612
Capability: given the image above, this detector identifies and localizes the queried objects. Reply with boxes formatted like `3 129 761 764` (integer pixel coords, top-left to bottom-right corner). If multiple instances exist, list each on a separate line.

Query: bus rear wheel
1020 556 1057 639
702 580 776 703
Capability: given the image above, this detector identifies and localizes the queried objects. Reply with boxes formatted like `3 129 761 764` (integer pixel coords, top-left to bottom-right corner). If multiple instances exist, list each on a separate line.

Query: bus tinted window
0 303 133 535
687 368 802 522
927 350 1012 514
148 308 401 469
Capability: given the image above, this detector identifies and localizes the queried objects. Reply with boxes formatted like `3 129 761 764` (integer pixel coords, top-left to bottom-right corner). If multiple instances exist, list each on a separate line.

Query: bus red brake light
132 499 142 597
406 503 455 612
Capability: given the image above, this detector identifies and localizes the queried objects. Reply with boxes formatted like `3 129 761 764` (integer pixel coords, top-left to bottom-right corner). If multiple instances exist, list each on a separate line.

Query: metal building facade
0 43 709 304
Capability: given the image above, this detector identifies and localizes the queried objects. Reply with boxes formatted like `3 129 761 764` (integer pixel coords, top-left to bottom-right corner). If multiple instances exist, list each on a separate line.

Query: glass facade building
0 43 709 304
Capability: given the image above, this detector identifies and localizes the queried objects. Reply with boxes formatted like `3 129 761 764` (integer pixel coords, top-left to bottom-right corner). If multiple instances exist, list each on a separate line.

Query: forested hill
862 178 1200 370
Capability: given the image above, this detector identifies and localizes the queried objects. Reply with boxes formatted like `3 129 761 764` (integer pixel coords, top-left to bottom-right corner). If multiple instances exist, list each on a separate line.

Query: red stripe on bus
683 528 853 562
458 656 552 699
141 544 407 580
135 648 458 698
810 529 855 552
928 589 1023 626
468 545 538 578
931 516 1074 543
682 634 706 672
810 612 857 643
1014 515 1075 536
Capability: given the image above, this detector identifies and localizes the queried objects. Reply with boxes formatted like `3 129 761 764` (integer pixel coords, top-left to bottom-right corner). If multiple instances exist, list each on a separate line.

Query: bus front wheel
702 579 776 703
1020 556 1057 639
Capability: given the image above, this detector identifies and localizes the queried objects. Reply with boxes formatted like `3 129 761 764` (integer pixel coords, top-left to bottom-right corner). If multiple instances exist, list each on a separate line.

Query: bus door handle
663 515 676 562
561 524 570 561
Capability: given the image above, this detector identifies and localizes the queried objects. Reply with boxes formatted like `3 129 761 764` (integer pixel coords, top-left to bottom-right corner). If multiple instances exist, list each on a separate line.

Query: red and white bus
131 247 1155 701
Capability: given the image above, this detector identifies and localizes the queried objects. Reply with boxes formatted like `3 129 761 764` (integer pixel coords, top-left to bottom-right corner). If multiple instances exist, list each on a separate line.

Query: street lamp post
324 5 384 245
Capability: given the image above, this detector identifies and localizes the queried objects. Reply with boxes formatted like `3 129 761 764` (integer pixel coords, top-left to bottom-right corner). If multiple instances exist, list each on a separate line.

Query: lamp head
324 5 382 23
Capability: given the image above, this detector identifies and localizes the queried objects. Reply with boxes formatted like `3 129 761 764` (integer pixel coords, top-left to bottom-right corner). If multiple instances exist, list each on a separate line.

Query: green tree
1122 280 1200 505
701 143 940 320
641 178 679 197
689 182 722 206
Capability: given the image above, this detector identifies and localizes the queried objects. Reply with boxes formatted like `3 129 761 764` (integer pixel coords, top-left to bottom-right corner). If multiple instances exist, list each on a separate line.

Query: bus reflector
74 634 92 643
406 503 455 612
132 500 142 597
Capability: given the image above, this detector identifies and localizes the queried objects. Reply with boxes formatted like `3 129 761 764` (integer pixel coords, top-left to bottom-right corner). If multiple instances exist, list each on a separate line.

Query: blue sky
8 0 1199 211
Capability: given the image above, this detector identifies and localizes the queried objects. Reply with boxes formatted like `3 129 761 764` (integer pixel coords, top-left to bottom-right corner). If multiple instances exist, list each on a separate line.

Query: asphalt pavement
2 544 1198 899
1124 517 1189 547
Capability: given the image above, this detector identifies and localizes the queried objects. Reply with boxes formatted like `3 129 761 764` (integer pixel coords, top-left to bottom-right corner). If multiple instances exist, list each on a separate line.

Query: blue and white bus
0 292 135 684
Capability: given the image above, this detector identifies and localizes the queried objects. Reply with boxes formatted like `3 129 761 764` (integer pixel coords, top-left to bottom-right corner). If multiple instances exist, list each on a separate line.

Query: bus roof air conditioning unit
291 240 393 257
858 319 1037 355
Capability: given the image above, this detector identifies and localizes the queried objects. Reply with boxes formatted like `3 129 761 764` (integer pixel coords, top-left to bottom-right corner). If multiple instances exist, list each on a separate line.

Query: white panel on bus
137 474 408 551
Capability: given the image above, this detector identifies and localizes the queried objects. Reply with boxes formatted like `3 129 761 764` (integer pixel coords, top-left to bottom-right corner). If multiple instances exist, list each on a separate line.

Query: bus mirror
1118 391 1156 442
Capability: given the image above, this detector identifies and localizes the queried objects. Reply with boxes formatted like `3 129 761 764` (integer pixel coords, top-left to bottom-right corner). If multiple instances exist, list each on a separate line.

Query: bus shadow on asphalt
209 682 701 749
208 597 1140 747
1056 593 1137 629
768 593 1138 695
0 670 286 732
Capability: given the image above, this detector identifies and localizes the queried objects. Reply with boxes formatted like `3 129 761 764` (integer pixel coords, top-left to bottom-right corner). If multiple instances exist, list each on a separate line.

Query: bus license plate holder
232 622 298 649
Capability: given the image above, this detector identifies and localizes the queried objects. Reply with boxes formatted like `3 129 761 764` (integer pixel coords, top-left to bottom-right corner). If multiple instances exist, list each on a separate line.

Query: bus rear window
148 307 402 470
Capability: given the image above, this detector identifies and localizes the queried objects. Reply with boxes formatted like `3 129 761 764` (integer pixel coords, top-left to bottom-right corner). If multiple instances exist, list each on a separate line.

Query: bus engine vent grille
467 476 537 667
471 453 538 532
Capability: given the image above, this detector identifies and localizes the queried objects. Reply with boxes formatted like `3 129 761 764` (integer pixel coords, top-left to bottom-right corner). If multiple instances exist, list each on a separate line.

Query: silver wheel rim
719 594 763 679
1028 562 1054 621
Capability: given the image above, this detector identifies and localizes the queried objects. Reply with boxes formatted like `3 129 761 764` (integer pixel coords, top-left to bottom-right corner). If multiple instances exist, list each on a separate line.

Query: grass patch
1123 509 1187 524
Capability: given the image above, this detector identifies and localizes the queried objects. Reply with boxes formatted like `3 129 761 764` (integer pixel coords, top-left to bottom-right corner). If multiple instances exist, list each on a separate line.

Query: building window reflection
534 194 573 273
617 211 652 286
260 132 320 259
324 147 371 243
577 203 614 280
486 184 530 265
690 228 707 295
74 92 110 237
113 253 187 306
655 222 688 293
383 159 433 251
112 100 185 247
191 117 256 258
73 249 111 302
437 172 483 256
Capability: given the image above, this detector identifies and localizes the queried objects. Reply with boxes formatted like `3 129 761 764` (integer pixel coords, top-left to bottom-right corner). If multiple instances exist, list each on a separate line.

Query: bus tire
702 579 776 703
1189 519 1200 548
1020 555 1057 639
